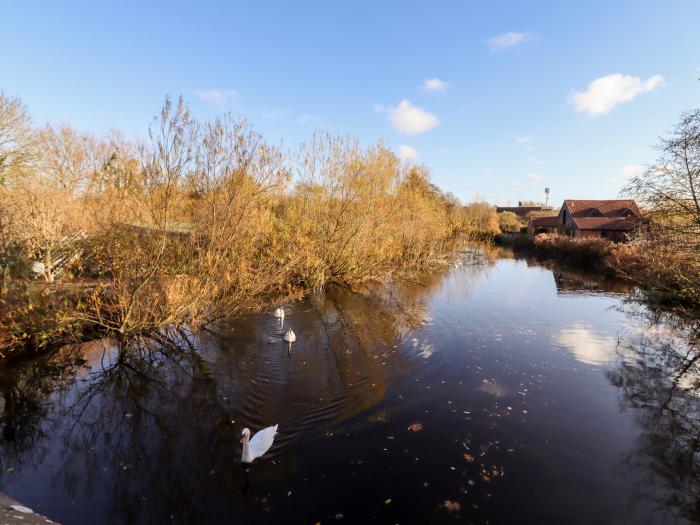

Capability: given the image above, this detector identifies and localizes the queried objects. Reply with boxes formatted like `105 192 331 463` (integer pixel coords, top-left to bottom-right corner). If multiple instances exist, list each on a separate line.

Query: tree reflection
0 344 87 473
611 312 700 522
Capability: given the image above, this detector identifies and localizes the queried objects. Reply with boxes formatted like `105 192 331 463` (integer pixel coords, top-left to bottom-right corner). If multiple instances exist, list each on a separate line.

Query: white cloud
262 108 289 121
528 172 544 181
606 164 644 185
516 135 533 144
483 168 493 177
512 180 521 187
423 78 449 93
372 103 385 113
398 145 418 161
381 99 439 135
195 89 238 107
485 32 536 52
570 74 664 117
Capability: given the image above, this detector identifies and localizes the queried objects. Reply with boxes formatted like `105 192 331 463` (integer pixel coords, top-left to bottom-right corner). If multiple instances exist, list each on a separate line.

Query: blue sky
2 0 699 205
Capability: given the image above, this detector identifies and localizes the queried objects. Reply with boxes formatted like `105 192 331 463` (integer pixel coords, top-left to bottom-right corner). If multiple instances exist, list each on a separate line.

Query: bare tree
625 109 700 246
39 124 100 194
0 91 36 186
624 110 700 308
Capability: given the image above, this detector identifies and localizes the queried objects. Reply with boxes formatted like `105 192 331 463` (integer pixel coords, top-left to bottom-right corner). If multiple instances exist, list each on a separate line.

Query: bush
498 211 522 233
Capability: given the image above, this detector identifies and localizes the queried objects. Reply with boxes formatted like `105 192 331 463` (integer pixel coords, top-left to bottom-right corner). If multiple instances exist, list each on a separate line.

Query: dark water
1 250 699 524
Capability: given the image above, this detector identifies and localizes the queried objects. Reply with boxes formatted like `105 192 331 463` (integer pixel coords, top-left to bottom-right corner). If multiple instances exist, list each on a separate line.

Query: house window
562 210 567 223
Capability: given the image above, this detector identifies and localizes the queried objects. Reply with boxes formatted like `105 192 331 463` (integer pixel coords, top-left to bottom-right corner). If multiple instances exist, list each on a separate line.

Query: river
0 248 698 524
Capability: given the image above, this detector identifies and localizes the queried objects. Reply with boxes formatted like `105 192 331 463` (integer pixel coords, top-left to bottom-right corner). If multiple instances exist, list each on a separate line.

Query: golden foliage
0 96 478 354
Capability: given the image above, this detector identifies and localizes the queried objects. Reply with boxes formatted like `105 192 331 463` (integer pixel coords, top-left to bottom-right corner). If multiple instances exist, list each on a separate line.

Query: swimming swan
283 328 296 343
273 307 285 319
241 425 278 463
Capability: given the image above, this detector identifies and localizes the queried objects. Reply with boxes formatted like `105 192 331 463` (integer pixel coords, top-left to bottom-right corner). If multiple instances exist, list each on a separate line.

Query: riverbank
0 492 57 524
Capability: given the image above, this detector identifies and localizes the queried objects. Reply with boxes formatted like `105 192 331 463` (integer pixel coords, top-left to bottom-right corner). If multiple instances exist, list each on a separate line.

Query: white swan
273 307 285 319
283 328 296 343
241 425 278 463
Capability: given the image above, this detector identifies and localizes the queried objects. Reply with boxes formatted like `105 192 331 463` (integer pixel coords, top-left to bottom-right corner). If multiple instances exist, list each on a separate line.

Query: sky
2 0 699 205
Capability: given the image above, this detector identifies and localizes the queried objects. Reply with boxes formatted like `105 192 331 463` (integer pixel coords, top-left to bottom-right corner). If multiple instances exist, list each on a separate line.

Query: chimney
518 201 522 206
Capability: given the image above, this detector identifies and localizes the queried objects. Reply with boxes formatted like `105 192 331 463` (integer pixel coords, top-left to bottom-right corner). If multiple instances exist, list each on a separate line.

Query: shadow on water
0 248 699 524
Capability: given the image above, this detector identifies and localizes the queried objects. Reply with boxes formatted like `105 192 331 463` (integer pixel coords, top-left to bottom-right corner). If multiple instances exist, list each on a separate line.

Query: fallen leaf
442 500 461 513
385 499 392 504
463 453 475 462
408 423 423 432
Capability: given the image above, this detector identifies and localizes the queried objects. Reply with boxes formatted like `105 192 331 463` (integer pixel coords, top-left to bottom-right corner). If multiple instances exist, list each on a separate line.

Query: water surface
0 251 698 524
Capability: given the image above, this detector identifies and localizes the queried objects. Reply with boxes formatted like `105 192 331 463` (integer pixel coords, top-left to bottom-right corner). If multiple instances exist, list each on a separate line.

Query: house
529 199 641 241
496 201 545 218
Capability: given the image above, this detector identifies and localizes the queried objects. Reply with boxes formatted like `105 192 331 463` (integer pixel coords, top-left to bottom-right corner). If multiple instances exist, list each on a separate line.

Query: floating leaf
463 453 474 462
408 423 423 432
442 500 461 513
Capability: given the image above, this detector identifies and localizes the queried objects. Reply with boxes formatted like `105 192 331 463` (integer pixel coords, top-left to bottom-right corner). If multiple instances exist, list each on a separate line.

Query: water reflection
556 324 618 365
0 252 698 524
611 313 700 522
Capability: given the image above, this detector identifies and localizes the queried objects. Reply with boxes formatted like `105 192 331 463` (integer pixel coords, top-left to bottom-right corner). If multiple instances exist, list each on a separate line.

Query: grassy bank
0 94 500 358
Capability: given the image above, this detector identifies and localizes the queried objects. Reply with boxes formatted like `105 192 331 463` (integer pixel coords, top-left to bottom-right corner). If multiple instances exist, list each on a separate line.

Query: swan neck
242 435 251 463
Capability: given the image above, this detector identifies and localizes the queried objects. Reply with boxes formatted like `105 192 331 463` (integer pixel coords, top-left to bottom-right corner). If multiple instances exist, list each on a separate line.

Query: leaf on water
408 423 423 432
442 500 461 513
463 453 475 462
385 499 392 504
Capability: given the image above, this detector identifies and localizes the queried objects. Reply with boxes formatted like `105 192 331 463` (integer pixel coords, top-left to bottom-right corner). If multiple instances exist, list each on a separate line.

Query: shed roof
529 216 560 227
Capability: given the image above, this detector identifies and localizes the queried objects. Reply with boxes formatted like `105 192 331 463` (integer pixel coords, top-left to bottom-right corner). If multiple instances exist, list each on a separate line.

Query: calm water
1 250 699 524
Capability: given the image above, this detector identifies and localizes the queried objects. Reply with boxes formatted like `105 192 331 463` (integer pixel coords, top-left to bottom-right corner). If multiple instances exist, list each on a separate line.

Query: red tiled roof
563 199 640 218
572 216 641 231
529 216 560 227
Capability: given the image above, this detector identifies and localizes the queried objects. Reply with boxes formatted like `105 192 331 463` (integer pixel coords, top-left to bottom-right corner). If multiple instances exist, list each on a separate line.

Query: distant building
496 201 546 217
527 215 559 234
527 199 642 241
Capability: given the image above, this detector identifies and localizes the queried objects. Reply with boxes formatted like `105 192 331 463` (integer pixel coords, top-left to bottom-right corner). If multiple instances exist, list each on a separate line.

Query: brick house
527 199 642 241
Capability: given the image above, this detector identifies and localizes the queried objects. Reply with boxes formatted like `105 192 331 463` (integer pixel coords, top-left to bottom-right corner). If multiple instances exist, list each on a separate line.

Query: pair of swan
274 307 296 343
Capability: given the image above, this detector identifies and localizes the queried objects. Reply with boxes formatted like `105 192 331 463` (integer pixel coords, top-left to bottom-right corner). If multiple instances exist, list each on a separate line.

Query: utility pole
544 187 550 207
